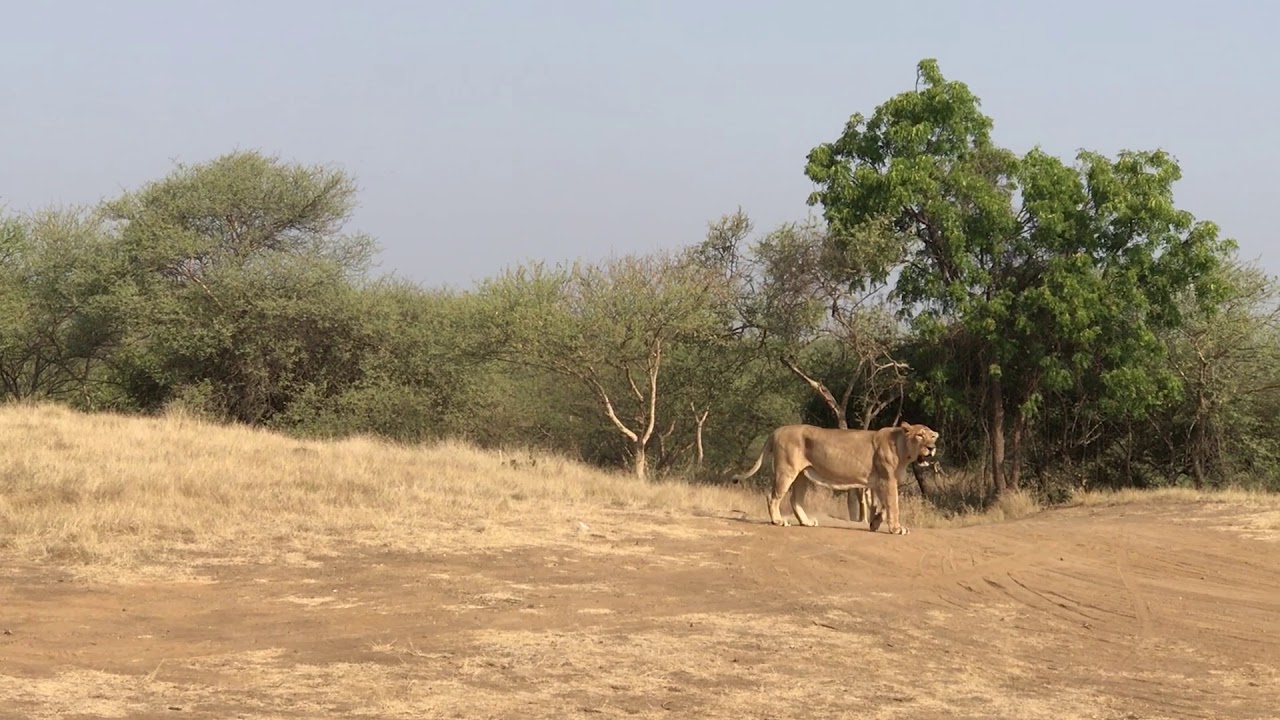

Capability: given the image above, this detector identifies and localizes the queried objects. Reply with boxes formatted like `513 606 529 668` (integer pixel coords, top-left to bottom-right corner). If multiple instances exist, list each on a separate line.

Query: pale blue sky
4 1 1277 287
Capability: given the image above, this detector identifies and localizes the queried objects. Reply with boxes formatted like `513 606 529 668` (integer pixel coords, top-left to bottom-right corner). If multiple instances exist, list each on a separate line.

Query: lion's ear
899 421 912 429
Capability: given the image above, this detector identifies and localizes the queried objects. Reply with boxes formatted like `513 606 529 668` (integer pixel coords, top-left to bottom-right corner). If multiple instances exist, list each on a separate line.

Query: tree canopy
804 58 1236 493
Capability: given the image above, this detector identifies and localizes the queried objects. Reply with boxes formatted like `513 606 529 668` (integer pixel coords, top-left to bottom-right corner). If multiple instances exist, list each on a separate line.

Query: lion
731 421 939 535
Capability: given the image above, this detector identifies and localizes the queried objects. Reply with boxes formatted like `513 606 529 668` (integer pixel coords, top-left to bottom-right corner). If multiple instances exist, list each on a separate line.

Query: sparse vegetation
4 58 1277 509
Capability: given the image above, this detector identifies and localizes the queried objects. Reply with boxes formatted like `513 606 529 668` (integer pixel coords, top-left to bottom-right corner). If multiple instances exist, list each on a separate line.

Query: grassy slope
2 402 1274 577
0 403 754 574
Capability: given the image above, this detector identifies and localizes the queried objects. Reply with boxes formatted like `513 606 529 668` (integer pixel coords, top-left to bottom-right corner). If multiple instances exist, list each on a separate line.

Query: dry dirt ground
2 500 1278 720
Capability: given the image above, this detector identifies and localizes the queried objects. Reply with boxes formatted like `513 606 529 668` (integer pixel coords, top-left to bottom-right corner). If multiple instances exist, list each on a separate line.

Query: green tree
106 150 372 283
103 151 377 422
0 208 132 404
272 280 496 442
1159 260 1280 488
804 58 1233 494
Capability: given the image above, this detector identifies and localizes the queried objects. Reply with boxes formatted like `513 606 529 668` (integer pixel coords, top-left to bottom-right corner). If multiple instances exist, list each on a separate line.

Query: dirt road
2 500 1278 719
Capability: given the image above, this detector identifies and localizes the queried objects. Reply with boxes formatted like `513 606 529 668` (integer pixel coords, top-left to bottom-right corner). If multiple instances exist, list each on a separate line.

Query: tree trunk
990 375 1007 496
1190 358 1208 488
693 407 709 468
1009 404 1025 491
1190 399 1207 490
633 441 648 480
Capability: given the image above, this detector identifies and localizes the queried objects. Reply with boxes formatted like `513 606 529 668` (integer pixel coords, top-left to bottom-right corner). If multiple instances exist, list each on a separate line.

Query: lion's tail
730 435 773 485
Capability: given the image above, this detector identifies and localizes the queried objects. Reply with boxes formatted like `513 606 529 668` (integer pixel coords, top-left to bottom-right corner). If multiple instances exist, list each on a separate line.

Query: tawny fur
732 421 939 535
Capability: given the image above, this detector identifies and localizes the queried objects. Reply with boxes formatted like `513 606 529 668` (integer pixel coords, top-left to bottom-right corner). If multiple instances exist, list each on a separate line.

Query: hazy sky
5 1 1277 288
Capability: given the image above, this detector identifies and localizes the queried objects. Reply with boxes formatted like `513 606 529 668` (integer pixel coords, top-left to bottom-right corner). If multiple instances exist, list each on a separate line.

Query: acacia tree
103 151 377 422
691 212 908 432
804 59 1233 495
0 209 131 404
479 251 733 479
1159 260 1280 487
755 220 908 431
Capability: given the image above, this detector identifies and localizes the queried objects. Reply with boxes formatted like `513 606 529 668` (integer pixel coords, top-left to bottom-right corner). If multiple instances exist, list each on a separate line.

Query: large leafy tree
804 59 1233 494
103 151 377 422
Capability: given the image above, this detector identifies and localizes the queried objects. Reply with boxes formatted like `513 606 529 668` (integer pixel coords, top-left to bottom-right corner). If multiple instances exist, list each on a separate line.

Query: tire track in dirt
892 528 1138 637
1115 539 1154 669
785 506 1280 719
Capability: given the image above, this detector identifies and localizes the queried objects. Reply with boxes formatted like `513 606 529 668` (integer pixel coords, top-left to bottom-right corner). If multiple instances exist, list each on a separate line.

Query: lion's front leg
868 474 907 535
867 493 884 532
883 471 908 535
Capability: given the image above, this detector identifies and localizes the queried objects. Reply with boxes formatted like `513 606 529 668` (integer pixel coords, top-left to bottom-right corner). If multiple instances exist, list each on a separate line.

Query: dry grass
902 487 1043 528
1068 485 1280 541
0 402 756 574
10 402 1271 579
0 402 1047 578
1069 485 1280 509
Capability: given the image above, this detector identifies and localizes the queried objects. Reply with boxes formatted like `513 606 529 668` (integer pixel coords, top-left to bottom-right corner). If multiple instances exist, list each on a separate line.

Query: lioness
732 421 939 534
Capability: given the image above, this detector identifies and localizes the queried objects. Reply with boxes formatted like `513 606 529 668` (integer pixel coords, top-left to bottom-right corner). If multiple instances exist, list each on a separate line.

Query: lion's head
900 421 940 467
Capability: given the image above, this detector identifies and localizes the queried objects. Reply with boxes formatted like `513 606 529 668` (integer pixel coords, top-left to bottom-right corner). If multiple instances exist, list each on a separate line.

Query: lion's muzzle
917 445 937 465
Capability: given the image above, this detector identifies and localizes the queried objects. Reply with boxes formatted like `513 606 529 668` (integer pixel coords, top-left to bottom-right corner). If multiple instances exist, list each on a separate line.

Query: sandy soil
2 500 1278 720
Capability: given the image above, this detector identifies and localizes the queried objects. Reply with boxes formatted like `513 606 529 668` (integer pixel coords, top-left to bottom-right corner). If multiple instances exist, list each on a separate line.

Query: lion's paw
890 526 910 535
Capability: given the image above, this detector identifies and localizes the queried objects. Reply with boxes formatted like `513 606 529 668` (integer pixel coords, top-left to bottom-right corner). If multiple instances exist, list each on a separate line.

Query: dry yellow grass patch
899 488 1043 528
1069 485 1280 541
1070 485 1280 509
22 401 1264 578
0 403 756 574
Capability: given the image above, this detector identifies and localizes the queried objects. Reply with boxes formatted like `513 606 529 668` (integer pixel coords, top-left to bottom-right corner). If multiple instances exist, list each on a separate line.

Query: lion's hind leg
767 475 791 528
790 471 818 527
768 461 804 527
845 487 871 524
